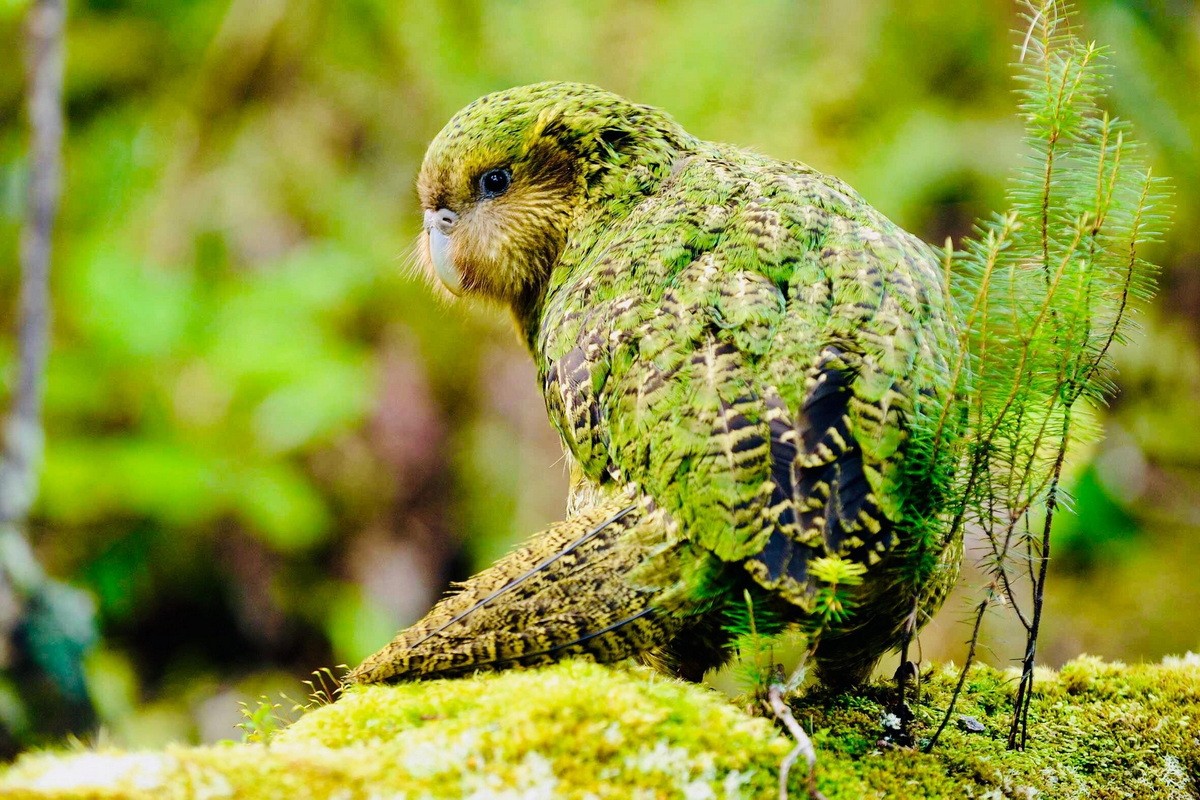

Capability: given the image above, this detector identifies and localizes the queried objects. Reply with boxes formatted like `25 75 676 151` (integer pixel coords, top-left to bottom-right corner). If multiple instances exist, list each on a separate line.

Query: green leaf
39 437 219 526
68 247 195 360
324 585 402 666
251 357 374 454
231 462 331 551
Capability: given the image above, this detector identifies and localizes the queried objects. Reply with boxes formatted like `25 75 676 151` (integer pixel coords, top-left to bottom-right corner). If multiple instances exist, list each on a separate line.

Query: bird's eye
478 168 512 198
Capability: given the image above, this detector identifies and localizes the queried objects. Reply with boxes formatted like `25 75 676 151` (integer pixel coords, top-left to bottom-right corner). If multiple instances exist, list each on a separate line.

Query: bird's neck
513 130 698 350
512 282 549 353
588 124 697 215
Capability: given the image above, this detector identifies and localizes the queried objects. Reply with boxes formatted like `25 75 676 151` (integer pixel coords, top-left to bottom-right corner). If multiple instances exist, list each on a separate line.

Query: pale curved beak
424 208 463 295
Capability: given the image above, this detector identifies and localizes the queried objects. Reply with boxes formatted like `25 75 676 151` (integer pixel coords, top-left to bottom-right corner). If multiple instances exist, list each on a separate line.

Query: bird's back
538 144 962 682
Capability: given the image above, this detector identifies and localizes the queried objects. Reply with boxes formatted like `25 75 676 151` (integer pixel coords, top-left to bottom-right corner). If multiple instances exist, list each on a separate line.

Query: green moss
1 656 1198 799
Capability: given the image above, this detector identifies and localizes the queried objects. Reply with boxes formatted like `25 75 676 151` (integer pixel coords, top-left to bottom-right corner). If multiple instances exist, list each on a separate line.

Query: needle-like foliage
927 0 1171 750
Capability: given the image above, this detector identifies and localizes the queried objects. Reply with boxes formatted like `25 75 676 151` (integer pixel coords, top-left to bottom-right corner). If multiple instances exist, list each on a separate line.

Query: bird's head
416 82 691 310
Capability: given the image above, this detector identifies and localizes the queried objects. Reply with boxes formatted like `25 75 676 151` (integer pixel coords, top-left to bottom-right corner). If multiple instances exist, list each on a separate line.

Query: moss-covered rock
1 655 1198 799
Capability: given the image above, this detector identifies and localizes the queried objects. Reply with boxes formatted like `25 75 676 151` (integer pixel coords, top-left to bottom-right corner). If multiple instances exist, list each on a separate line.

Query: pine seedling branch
927 0 1172 751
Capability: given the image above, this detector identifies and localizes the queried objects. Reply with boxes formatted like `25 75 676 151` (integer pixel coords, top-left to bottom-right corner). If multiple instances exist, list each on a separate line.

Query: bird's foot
877 659 919 748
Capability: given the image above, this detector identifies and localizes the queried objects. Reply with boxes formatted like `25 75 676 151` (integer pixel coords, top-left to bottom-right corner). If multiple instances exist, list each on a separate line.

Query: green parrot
346 82 962 688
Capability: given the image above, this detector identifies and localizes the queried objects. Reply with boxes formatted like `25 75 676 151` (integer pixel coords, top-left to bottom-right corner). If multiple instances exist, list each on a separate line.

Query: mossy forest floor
1 655 1198 799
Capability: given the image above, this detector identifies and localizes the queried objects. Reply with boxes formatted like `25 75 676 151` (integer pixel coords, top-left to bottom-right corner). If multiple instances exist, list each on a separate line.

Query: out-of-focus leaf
65 16 164 104
230 462 331 551
324 584 400 666
68 247 195 360
83 647 139 725
42 350 120 419
0 0 30 24
264 241 377 315
1054 464 1141 570
203 285 336 388
252 357 374 454
82 526 153 622
39 438 220 526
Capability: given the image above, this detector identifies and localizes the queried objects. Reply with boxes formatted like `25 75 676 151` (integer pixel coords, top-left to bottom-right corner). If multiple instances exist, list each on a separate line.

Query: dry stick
766 684 825 800
991 508 1032 633
925 596 990 750
0 0 64 594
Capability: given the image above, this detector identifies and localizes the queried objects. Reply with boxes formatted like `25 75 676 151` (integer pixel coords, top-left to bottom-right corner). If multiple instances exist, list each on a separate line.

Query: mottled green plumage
346 83 961 687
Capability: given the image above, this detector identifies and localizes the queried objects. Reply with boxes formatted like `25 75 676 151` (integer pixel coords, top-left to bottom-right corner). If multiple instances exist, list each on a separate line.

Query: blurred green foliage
0 0 1197 750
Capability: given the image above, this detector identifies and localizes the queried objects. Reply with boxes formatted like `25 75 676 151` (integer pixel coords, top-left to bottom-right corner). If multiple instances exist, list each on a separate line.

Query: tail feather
396 503 637 654
344 498 690 684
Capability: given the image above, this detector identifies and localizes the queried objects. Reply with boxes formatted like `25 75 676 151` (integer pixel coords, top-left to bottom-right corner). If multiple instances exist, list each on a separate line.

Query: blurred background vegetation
0 0 1196 754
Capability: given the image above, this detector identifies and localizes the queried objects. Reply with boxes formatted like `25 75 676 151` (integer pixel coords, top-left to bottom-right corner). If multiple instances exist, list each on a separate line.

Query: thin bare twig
767 684 826 800
0 0 64 583
925 597 991 751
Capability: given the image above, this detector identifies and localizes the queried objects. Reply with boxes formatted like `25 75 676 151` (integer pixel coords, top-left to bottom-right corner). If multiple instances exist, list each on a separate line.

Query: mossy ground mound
1 655 1197 799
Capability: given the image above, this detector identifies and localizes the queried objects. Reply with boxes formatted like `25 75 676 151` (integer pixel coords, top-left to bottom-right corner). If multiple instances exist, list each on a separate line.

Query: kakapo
346 82 961 688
